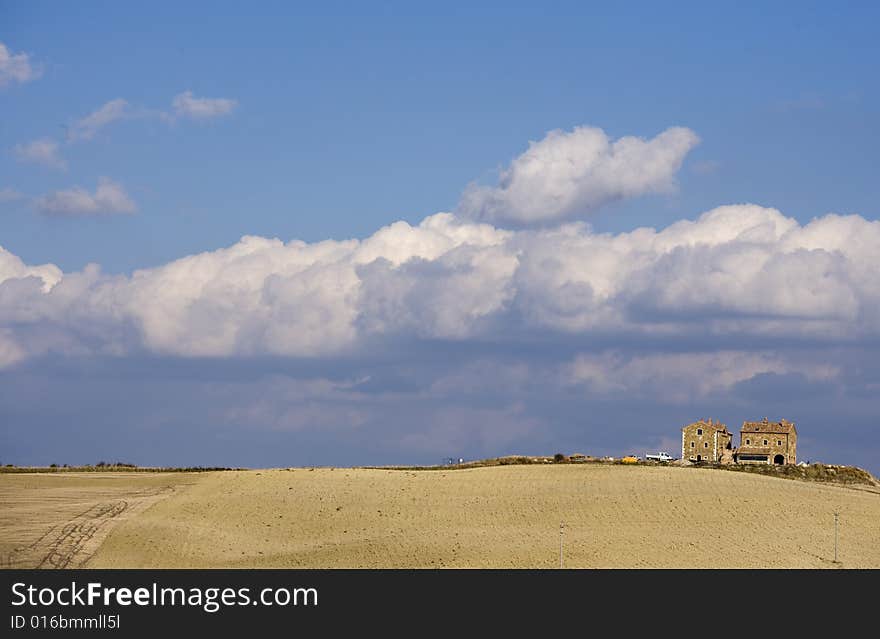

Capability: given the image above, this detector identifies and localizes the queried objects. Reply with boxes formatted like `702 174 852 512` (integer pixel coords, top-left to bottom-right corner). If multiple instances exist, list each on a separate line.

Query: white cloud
0 188 24 203
458 125 699 225
13 138 66 170
0 42 40 88
1 203 879 370
33 177 136 216
172 90 237 120
68 99 129 141
0 245 62 292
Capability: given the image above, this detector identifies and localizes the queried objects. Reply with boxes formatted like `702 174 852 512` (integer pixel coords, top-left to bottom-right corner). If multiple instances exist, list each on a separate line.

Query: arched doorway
773 454 785 465
696 455 702 462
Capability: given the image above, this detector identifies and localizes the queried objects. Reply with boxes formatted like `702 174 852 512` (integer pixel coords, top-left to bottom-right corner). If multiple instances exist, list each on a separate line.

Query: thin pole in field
834 512 839 563
559 521 564 569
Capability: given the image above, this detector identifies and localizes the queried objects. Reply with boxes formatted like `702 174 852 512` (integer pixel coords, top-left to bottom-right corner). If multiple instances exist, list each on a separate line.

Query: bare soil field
0 472 197 568
72 464 880 568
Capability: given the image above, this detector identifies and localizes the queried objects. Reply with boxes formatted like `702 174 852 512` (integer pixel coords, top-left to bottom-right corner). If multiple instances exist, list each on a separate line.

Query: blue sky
3 1 877 271
1 2 879 472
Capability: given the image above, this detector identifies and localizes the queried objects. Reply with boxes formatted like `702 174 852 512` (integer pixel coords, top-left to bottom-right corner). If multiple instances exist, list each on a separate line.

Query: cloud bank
1 204 877 364
458 126 699 225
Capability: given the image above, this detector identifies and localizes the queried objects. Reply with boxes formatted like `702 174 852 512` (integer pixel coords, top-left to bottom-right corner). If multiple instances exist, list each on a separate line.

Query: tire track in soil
4 485 176 569
36 500 129 568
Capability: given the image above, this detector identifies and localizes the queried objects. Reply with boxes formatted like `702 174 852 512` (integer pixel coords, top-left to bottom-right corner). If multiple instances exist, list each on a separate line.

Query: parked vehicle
645 452 674 462
621 455 639 464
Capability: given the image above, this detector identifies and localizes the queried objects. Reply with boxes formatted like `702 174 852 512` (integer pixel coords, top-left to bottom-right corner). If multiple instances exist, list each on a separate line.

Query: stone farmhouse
680 417 797 465
736 418 797 465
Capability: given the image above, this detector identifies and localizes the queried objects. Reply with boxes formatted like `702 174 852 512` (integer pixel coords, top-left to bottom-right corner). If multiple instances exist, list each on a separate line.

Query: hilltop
377 455 880 488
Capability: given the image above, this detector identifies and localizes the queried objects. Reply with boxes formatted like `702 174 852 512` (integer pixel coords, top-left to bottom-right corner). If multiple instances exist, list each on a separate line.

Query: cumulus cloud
458 125 699 225
67 99 129 142
33 177 136 216
0 42 40 88
1 204 878 370
13 138 66 170
171 90 237 120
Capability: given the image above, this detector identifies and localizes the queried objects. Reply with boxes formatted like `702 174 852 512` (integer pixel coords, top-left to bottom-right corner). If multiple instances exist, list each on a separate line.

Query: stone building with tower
680 417 797 465
681 418 734 464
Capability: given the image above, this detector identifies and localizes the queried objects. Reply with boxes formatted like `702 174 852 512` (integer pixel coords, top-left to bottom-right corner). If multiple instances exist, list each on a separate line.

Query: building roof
741 418 796 434
682 418 730 434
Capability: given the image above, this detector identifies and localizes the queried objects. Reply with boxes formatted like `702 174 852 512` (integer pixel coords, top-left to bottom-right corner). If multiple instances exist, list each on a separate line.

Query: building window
697 428 703 435
745 439 751 445
777 440 782 446
704 442 709 448
690 442 695 448
763 439 768 445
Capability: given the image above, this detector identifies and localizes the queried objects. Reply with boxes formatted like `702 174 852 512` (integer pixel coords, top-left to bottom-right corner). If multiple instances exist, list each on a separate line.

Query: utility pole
834 512 839 563
559 521 564 569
